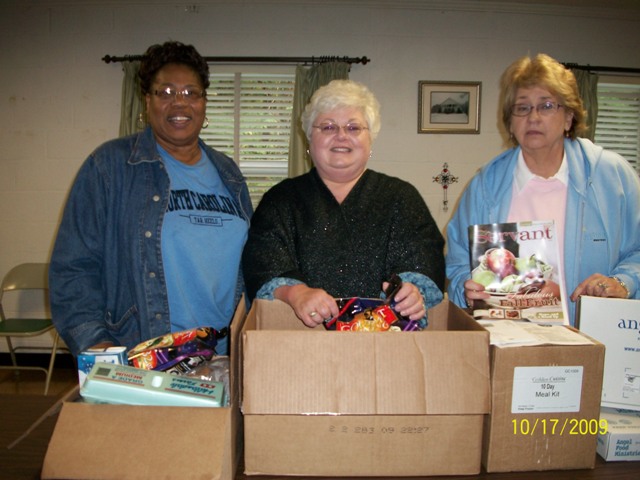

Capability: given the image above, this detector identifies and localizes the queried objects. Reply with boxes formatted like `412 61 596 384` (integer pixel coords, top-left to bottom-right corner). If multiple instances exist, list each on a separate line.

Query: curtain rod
563 62 640 75
102 54 370 66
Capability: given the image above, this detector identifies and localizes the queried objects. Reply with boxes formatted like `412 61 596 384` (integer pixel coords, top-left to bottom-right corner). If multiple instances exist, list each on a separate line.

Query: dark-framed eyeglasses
152 86 206 102
312 122 369 137
510 101 564 117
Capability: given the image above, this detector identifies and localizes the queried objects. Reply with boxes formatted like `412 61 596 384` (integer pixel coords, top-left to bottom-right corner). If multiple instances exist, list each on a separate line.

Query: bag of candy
127 326 220 372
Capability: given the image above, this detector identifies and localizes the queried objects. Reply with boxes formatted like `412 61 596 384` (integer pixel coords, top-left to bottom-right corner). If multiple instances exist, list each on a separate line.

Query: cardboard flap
42 402 231 480
242 301 490 415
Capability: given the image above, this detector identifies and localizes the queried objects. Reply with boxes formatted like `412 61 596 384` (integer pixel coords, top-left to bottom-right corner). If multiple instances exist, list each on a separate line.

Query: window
200 71 295 206
595 78 640 174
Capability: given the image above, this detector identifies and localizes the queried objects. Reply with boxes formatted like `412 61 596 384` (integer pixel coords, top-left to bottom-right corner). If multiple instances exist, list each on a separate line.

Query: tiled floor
0 355 77 397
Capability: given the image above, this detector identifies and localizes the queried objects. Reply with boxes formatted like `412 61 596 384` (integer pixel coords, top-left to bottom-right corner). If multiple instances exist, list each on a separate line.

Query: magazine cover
468 220 569 325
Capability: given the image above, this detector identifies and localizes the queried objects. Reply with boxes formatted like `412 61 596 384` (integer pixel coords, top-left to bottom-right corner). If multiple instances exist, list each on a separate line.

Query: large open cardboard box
41 299 247 480
482 330 605 472
241 299 491 477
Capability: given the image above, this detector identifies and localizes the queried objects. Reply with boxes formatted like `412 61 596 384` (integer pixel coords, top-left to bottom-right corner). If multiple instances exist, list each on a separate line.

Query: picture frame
418 81 481 134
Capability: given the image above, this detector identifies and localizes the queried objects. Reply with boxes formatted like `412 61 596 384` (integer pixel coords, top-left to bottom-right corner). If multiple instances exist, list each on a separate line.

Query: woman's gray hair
301 79 381 141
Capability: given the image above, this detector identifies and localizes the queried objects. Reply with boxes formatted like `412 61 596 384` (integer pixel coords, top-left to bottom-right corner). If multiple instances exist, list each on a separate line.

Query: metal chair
0 262 61 395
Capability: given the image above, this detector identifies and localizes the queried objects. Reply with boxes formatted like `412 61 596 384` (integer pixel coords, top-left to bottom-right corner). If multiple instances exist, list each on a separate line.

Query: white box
577 296 640 410
77 346 128 386
597 407 640 461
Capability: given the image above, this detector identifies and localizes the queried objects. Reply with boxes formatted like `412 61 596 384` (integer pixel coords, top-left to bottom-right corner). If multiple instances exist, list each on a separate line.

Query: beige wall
1 1 639 341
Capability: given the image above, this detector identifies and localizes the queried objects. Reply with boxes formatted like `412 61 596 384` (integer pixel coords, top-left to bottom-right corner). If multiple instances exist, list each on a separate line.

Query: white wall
1 0 639 339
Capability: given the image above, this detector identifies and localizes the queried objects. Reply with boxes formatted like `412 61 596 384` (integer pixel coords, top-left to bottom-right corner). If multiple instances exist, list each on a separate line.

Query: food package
127 327 219 372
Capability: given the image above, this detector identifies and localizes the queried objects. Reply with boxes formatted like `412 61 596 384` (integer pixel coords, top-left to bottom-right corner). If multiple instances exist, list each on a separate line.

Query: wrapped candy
127 326 220 373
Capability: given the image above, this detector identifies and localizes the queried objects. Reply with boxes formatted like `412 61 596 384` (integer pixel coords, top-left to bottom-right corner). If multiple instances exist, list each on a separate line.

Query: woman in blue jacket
50 41 252 356
446 54 640 326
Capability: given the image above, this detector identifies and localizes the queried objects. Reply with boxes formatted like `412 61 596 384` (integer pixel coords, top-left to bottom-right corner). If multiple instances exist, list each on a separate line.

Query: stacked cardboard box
41 300 247 480
597 407 640 461
577 296 640 411
482 330 605 472
241 299 491 477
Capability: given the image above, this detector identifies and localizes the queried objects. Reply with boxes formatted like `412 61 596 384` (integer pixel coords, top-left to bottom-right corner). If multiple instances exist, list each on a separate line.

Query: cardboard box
41 299 247 480
577 295 640 410
241 299 491 477
482 330 605 472
597 407 640 461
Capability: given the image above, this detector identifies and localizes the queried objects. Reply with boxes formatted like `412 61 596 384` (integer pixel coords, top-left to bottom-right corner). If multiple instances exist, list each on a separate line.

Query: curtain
288 62 350 177
571 68 599 141
119 61 145 137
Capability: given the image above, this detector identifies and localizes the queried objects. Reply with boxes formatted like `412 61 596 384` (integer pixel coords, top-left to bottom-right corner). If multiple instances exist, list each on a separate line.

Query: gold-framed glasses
152 87 206 102
312 122 369 137
510 101 564 117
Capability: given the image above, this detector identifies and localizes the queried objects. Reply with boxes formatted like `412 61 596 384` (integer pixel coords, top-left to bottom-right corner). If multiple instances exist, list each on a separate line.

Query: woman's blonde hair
499 53 588 147
301 79 381 141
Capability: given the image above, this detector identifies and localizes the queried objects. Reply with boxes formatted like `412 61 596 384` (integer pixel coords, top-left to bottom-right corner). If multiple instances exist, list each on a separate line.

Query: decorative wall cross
432 162 458 212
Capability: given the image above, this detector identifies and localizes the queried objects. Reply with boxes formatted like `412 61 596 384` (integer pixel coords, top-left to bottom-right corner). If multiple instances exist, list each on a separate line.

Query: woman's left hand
383 281 426 320
570 273 629 301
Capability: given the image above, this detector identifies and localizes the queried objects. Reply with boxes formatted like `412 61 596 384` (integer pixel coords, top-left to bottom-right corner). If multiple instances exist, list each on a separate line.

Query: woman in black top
242 80 445 327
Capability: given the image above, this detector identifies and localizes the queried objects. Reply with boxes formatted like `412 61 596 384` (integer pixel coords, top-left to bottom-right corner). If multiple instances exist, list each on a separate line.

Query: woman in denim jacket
50 41 252 356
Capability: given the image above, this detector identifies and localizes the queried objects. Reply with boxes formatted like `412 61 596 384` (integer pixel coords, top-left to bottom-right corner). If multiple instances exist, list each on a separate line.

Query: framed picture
418 81 481 134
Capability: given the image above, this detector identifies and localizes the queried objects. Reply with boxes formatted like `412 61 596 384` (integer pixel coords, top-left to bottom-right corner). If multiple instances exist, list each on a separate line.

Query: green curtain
288 62 350 177
119 61 145 137
571 68 599 141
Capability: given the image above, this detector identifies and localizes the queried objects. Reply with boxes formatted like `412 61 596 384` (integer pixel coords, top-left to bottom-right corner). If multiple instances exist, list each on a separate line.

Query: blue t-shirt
159 145 248 354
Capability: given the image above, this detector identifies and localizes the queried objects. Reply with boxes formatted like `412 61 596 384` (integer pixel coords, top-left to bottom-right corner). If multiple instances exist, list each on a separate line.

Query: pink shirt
508 152 568 284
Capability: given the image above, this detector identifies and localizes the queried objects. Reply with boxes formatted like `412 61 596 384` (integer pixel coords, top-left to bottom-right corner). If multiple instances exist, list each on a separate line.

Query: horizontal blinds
202 73 294 206
595 82 640 174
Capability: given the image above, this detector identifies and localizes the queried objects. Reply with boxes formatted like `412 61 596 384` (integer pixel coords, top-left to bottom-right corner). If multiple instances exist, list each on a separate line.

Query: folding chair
0 263 61 395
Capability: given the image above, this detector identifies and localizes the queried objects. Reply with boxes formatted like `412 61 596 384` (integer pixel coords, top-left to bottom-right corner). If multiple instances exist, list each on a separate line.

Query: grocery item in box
127 326 219 372
77 345 128 386
80 362 226 407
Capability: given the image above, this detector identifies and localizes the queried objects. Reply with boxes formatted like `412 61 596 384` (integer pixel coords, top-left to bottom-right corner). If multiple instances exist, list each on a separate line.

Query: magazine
468 220 569 325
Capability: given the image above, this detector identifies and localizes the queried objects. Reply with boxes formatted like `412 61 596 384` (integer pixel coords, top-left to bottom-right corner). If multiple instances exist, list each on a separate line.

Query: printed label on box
511 366 583 413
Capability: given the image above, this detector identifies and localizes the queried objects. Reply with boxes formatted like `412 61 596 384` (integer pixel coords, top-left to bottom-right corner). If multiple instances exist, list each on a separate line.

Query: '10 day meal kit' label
511 366 584 413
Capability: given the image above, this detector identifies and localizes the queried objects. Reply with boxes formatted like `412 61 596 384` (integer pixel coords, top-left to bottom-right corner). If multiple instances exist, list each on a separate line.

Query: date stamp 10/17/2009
512 418 608 436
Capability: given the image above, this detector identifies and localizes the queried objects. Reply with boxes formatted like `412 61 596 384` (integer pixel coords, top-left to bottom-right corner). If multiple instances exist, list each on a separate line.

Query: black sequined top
242 168 445 300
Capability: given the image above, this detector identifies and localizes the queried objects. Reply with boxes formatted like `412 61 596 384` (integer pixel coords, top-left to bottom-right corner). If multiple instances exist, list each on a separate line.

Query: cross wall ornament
432 162 458 212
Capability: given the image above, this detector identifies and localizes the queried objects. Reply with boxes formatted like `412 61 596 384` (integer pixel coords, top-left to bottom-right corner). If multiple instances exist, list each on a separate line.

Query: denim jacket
50 127 253 356
446 138 640 325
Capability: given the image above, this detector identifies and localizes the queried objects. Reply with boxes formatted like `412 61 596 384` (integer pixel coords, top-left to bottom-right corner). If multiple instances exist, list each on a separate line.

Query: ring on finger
309 311 317 317
597 282 607 290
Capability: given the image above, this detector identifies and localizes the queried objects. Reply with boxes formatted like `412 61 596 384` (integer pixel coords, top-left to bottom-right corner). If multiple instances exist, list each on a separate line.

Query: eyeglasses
152 87 206 102
510 101 564 117
312 122 369 137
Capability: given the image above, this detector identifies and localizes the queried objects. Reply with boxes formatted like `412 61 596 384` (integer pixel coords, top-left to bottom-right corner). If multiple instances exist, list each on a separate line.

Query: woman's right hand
464 279 490 308
274 284 340 327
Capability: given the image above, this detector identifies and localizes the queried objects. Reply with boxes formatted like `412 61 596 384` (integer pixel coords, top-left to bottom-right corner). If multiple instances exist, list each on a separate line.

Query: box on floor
41 299 248 480
482 329 605 472
597 407 640 461
241 299 491 477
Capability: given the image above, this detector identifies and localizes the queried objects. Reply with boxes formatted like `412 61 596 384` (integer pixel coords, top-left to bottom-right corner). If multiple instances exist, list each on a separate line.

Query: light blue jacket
446 138 640 325
49 127 252 356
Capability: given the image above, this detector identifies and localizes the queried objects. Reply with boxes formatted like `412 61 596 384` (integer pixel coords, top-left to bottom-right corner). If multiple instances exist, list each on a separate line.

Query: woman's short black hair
138 41 210 95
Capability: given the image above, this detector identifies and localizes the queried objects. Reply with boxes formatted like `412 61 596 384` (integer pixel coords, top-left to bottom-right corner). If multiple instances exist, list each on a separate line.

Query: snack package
336 303 397 331
324 297 421 332
185 355 231 406
128 327 219 372
323 274 421 332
